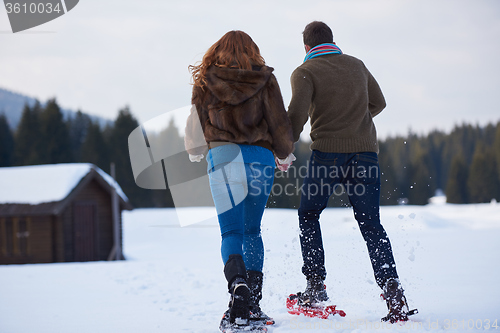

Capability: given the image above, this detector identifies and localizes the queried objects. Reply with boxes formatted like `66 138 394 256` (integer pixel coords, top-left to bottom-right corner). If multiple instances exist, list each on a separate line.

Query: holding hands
189 154 204 162
275 153 296 172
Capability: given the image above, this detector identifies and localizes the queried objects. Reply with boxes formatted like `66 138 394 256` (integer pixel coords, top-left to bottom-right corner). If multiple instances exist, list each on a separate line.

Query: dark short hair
302 21 333 48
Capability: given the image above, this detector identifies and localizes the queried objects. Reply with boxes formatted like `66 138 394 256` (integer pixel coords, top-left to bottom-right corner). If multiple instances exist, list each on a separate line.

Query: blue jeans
208 145 274 272
298 151 398 288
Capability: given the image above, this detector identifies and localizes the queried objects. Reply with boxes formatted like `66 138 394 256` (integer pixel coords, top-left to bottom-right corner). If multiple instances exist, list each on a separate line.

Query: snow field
0 203 499 333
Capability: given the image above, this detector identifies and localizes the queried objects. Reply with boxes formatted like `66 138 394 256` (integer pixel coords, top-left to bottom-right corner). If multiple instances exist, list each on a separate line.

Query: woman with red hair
186 30 294 331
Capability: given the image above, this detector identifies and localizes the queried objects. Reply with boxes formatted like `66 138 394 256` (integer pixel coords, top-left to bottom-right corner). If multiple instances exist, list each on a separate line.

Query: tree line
0 99 172 208
1 99 499 208
264 122 500 208
378 125 500 205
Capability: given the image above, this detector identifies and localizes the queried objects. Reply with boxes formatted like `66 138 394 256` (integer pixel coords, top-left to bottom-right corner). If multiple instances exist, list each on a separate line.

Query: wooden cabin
0 164 133 264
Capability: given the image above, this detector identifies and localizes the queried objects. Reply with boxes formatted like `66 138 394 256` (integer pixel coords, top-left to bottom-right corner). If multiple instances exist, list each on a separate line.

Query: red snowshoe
286 293 346 319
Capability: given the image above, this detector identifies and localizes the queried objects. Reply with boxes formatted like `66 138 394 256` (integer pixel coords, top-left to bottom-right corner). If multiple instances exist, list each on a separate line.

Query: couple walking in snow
185 21 414 331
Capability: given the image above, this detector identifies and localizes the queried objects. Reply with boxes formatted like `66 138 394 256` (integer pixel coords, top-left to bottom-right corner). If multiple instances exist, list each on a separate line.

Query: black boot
247 270 274 325
381 278 417 323
296 276 329 306
220 255 250 327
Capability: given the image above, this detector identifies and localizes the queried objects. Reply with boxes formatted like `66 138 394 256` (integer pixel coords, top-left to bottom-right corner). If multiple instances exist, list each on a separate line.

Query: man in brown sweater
284 21 416 323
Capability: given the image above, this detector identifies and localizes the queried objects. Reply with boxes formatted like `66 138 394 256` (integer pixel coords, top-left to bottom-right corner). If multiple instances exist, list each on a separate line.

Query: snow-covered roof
0 163 128 205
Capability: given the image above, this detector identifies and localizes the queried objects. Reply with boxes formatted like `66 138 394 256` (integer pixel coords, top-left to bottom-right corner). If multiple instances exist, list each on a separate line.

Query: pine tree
14 102 43 165
446 155 469 204
147 118 183 207
107 106 152 207
388 136 413 202
68 110 91 162
407 140 435 205
442 124 477 174
379 141 400 205
407 159 433 205
80 120 109 170
39 99 72 164
427 131 446 190
494 122 500 179
467 145 500 203
0 113 15 167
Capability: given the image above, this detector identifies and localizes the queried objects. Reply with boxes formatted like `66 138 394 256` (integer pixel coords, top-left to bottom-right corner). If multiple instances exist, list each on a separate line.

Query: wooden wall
0 176 124 265
60 178 120 262
0 215 53 264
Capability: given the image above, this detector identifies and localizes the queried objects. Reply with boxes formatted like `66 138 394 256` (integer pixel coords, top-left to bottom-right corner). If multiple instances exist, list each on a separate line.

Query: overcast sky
1 0 499 139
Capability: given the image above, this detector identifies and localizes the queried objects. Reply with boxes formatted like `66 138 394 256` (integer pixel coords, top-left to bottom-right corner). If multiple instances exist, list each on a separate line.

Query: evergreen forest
1 99 499 208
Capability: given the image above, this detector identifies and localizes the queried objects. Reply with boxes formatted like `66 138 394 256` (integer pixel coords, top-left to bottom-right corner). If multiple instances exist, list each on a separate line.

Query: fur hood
186 65 294 159
205 66 273 105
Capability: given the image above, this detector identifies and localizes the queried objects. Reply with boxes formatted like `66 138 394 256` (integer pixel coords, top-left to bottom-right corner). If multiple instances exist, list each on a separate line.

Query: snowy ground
1 202 499 333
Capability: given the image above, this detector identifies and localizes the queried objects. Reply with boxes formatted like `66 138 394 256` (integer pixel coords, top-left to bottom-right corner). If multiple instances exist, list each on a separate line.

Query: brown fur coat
185 65 294 159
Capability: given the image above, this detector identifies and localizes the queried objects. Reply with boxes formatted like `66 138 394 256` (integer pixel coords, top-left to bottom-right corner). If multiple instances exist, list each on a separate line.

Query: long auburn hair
189 30 266 88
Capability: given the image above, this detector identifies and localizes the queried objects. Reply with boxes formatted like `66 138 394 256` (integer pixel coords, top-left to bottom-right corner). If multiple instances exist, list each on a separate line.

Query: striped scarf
303 43 342 62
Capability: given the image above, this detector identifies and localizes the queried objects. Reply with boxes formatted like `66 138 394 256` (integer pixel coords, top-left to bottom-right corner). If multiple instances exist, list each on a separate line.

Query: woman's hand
189 154 204 162
275 153 296 172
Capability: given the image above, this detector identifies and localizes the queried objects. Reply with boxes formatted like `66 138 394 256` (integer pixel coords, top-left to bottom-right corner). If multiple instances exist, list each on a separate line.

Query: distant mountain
0 87 39 128
0 87 111 129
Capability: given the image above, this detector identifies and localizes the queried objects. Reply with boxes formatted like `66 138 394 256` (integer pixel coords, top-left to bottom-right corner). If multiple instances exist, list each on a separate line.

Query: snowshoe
220 309 268 333
286 293 346 319
249 309 275 326
299 277 329 305
380 278 418 323
227 278 250 323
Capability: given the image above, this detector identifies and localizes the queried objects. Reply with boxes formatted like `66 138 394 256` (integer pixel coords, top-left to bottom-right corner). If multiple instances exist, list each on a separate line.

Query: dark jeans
298 150 398 288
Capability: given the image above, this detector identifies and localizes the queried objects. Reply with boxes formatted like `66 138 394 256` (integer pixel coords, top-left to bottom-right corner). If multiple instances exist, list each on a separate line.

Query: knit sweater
287 53 386 153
